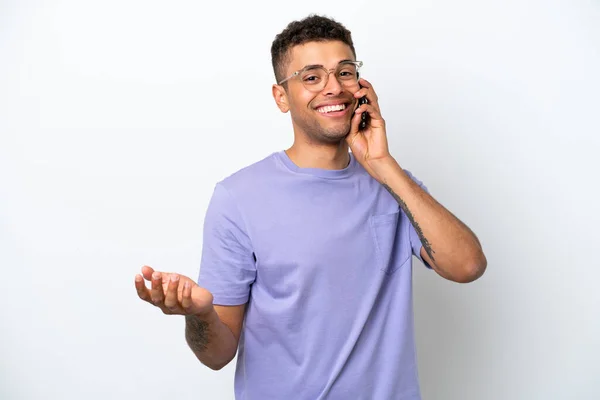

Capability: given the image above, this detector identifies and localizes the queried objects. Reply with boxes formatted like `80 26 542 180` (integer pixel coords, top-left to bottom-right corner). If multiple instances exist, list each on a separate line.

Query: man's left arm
372 157 487 283
347 77 486 283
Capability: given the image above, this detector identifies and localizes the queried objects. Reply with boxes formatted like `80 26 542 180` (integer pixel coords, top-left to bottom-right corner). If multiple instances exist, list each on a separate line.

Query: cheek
289 90 317 111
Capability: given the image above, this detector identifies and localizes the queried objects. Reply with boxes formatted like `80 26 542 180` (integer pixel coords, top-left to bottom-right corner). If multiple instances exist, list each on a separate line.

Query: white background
1 0 599 399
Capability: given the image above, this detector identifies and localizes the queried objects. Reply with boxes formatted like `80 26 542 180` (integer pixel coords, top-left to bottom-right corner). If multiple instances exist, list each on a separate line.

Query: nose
322 71 344 96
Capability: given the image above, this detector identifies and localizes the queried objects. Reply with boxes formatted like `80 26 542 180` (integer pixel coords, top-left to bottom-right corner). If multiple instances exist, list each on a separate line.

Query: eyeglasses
278 60 363 92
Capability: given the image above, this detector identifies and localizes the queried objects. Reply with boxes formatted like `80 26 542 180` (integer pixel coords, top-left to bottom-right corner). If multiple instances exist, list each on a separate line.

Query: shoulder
204 153 280 229
216 151 280 194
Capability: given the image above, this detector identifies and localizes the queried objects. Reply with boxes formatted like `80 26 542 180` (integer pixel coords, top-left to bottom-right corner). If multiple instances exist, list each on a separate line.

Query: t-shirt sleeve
403 169 433 270
197 182 256 305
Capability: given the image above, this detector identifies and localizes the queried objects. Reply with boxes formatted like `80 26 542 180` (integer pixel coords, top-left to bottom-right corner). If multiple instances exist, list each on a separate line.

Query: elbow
446 251 486 284
204 359 231 371
202 352 236 371
458 252 487 283
206 363 226 371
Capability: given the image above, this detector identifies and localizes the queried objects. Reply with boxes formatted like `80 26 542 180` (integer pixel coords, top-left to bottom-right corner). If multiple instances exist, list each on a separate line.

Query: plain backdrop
1 0 599 399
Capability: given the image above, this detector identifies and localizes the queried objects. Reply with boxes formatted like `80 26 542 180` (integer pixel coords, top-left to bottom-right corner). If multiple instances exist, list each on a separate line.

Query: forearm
185 308 238 370
371 157 487 282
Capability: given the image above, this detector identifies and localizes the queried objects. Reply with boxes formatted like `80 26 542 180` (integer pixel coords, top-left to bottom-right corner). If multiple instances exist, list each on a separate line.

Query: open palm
135 265 213 317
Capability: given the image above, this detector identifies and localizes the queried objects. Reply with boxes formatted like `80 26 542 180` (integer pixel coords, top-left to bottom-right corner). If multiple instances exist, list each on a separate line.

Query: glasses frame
277 60 363 91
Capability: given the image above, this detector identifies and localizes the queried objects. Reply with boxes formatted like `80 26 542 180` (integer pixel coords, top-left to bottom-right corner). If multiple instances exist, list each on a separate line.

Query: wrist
368 156 401 184
189 305 217 322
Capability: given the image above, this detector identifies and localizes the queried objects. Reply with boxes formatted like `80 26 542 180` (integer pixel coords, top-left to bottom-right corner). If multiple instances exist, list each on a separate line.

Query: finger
352 93 380 116
353 87 369 99
135 274 151 302
141 265 155 281
163 274 180 311
357 77 372 90
150 271 165 305
354 103 383 123
181 281 193 312
357 78 379 103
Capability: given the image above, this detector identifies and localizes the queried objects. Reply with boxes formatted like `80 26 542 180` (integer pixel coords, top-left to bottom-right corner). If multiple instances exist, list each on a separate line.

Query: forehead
287 40 355 72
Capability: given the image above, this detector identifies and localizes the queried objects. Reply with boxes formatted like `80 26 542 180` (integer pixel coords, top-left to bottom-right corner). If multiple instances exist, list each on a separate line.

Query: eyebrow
302 59 355 70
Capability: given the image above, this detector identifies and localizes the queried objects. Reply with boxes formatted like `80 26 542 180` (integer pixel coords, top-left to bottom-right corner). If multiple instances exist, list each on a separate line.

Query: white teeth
317 104 346 113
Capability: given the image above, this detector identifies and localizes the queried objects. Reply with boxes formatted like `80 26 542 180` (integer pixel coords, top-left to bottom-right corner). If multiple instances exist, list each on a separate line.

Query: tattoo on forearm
185 315 210 352
382 183 436 262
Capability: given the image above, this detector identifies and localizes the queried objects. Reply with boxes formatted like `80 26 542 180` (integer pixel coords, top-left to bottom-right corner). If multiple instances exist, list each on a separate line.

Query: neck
285 141 350 170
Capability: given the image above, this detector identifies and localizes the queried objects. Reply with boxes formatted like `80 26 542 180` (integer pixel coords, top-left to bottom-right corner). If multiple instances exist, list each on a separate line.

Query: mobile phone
358 95 369 130
358 83 369 130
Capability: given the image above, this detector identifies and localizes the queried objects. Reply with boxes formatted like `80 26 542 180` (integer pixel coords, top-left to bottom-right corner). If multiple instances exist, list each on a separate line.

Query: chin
294 116 351 144
322 124 351 141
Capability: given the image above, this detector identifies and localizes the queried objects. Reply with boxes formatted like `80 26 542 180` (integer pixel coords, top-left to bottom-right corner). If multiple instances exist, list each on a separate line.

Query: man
135 14 486 400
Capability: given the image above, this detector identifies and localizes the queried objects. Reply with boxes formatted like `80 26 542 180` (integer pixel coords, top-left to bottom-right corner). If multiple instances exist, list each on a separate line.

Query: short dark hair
270 14 356 83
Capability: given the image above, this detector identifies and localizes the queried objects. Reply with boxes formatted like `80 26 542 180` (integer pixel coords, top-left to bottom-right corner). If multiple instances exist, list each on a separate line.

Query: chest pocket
369 210 412 275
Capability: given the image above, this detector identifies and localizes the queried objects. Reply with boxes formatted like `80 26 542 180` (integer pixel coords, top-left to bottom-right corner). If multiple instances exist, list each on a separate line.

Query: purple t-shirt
198 150 431 400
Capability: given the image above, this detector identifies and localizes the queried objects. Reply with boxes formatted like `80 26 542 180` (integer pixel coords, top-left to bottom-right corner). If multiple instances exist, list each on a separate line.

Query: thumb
185 285 215 316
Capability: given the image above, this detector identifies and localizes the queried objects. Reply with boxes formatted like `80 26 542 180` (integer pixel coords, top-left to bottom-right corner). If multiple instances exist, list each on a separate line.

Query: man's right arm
185 304 246 370
135 266 247 371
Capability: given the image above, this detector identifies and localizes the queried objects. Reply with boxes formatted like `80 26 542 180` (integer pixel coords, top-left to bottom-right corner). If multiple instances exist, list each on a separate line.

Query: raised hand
135 265 214 317
347 78 392 182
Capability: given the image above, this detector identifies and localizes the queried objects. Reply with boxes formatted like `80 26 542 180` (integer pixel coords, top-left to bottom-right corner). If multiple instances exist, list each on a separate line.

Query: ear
272 84 289 113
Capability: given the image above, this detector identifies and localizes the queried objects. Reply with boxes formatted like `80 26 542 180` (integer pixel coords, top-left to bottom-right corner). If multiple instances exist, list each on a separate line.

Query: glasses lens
337 62 359 84
300 67 328 91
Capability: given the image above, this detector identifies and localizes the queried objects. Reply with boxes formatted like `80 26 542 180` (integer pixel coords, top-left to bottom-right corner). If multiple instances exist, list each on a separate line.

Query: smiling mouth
316 103 351 114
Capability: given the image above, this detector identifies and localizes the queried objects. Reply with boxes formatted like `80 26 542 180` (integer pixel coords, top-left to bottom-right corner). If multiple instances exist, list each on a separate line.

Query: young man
135 14 486 400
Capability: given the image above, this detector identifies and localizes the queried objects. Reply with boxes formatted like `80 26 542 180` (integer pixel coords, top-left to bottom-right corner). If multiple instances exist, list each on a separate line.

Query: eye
338 68 357 79
302 75 322 83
